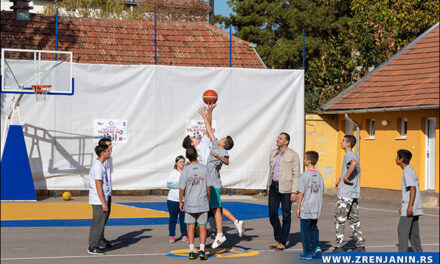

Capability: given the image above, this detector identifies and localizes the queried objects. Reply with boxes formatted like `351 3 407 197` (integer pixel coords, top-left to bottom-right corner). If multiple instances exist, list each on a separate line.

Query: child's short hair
344 135 356 148
225 136 234 150
397 149 412 164
98 137 112 146
186 147 197 162
305 151 319 165
182 135 192 149
95 144 109 157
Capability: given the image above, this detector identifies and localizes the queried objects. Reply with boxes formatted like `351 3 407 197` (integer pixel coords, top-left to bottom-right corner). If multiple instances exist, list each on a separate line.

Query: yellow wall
339 110 439 192
305 114 339 191
306 110 439 193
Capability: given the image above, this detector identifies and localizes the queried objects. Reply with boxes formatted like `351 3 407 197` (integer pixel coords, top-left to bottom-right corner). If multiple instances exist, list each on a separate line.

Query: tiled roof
0 11 265 68
322 23 439 111
139 0 209 8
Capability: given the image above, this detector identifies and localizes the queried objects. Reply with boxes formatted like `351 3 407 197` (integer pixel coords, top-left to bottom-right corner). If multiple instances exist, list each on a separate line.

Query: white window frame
396 117 408 140
365 119 375 140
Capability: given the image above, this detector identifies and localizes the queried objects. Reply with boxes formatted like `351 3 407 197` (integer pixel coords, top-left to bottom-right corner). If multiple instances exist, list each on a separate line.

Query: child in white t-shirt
88 143 111 255
167 155 188 243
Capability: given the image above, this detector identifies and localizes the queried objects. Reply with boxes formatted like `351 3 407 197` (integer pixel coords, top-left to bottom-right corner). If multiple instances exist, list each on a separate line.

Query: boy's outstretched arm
210 152 229 165
207 104 216 128
198 107 215 142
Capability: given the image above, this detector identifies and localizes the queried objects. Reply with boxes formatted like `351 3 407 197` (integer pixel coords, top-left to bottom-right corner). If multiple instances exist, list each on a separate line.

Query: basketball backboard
1 48 74 95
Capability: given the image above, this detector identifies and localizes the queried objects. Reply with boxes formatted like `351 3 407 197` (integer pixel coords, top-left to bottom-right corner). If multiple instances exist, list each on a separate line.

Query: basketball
62 191 72 201
202 90 218 104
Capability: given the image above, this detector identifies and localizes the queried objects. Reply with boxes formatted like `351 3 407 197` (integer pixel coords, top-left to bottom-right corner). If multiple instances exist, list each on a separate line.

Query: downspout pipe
345 113 360 156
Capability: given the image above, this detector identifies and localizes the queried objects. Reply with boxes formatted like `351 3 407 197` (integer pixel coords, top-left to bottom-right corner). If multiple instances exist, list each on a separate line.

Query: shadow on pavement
212 226 258 250
286 232 301 248
107 228 152 251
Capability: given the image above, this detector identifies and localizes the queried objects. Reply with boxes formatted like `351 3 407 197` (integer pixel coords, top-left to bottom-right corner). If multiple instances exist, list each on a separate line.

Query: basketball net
32 85 51 102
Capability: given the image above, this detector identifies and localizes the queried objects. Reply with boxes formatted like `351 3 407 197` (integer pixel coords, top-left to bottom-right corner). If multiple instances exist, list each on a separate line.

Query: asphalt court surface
1 195 439 264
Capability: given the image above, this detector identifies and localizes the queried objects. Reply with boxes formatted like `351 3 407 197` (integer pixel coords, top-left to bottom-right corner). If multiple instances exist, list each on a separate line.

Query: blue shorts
209 187 222 208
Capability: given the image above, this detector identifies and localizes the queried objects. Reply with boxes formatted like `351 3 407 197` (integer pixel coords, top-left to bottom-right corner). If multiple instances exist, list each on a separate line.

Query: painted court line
2 244 439 261
326 203 439 217
283 243 439 252
1 252 168 261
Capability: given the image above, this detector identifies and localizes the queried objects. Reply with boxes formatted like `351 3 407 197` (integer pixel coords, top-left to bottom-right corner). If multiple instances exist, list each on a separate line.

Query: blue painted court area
118 201 271 221
1 201 274 227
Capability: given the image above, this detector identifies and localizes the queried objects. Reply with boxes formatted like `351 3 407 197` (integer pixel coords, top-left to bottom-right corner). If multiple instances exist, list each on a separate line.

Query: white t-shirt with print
196 135 212 165
89 159 111 205
167 169 182 202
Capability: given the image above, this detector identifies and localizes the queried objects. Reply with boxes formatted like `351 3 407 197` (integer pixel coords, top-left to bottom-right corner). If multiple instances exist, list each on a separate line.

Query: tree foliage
43 0 210 21
213 0 439 112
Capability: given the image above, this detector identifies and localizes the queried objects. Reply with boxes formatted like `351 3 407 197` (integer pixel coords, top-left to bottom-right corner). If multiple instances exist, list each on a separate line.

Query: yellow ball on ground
62 192 71 201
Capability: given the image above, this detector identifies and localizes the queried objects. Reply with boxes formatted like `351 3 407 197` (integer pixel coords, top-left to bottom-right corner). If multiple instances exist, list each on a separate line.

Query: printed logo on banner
94 119 128 144
185 120 216 140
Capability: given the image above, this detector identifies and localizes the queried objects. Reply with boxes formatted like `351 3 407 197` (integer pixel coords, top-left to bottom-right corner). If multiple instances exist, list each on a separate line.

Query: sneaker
352 246 366 252
103 238 113 248
199 250 208 260
275 243 286 251
235 220 245 238
87 247 105 255
98 238 112 249
313 246 322 258
211 234 227 249
269 241 279 249
299 253 313 260
169 236 176 243
182 236 189 243
188 251 197 260
332 247 344 252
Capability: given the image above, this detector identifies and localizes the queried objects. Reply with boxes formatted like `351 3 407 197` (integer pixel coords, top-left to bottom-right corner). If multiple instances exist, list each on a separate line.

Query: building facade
307 23 439 195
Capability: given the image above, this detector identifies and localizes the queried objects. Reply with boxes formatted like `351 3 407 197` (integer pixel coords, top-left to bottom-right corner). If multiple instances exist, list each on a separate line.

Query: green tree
215 0 439 112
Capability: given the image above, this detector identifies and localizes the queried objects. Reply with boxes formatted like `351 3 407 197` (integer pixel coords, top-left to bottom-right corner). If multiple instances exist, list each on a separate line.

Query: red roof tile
322 23 439 111
0 11 265 68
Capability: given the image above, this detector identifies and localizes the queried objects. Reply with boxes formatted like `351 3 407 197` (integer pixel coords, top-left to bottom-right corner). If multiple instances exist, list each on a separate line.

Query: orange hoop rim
32 85 51 93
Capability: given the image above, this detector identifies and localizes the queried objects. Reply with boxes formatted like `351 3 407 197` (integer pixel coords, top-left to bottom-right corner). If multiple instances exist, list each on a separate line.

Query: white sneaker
211 234 226 249
235 220 244 238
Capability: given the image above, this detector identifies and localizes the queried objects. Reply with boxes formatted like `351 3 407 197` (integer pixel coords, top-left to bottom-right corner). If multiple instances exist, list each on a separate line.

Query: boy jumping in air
199 107 244 249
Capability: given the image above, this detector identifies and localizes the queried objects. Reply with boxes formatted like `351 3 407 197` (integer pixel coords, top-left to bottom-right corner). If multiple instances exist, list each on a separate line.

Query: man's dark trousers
269 180 292 246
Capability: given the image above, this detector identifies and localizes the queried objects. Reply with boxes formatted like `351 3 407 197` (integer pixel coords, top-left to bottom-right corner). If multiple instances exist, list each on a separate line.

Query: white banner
185 119 216 140
94 119 128 144
1 64 304 190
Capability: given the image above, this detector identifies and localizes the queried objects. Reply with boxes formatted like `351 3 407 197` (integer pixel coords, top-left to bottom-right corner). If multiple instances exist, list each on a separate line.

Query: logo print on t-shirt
311 181 320 193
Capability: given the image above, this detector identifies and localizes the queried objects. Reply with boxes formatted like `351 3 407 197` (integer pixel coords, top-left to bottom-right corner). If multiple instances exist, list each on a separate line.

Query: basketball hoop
32 85 51 101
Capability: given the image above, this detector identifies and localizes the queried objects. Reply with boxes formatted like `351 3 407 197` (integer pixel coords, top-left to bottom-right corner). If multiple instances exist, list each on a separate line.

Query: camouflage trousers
335 197 365 248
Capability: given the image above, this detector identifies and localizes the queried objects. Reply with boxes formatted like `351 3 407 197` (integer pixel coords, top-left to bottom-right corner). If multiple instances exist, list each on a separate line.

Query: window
366 119 375 139
369 119 375 138
396 118 407 139
401 118 407 137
